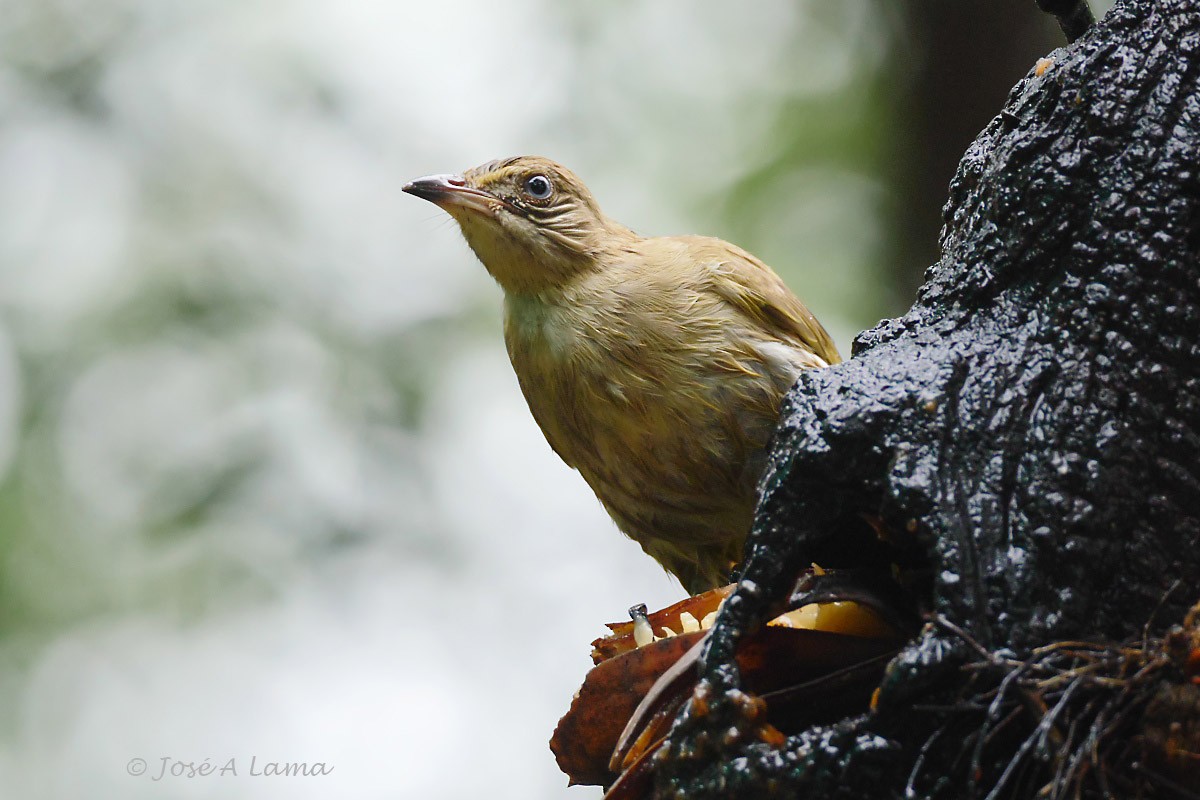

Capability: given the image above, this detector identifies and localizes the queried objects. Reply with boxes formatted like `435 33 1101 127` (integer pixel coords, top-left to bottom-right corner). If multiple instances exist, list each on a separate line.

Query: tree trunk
651 1 1200 796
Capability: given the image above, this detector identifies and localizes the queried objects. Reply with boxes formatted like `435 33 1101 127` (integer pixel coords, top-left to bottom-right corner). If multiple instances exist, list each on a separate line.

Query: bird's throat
503 291 581 361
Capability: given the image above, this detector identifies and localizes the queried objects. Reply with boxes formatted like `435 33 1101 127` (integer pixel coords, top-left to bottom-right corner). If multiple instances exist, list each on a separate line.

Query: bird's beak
403 173 497 215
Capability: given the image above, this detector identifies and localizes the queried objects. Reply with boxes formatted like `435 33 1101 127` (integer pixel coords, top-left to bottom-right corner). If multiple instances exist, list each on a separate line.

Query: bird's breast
501 290 782 518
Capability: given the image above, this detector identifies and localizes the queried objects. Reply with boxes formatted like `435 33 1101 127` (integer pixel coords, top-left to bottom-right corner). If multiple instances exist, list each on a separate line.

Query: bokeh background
0 1 1113 797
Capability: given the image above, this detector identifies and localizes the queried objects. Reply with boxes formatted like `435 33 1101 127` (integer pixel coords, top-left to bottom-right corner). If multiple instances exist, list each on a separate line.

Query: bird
404 156 841 595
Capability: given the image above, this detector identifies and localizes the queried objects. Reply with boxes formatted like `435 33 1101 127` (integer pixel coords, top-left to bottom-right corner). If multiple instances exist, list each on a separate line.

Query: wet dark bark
654 1 1200 797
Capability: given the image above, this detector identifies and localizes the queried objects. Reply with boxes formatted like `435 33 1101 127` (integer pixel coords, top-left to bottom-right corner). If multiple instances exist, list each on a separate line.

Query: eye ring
522 174 553 201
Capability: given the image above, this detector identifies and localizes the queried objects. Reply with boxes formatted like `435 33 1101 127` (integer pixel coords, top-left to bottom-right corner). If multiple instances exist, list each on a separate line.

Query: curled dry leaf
552 578 911 790
552 630 706 786
590 585 734 664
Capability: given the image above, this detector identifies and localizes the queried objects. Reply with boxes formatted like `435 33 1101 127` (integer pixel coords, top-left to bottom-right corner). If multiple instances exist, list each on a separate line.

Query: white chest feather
504 293 581 360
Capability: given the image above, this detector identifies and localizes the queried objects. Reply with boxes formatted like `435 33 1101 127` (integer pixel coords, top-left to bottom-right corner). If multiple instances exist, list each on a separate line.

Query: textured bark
651 1 1200 797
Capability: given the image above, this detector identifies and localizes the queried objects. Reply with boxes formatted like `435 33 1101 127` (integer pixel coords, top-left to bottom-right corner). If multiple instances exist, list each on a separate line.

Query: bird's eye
523 174 553 200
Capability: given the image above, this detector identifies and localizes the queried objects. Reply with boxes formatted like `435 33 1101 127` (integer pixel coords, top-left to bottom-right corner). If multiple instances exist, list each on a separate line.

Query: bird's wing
699 237 843 366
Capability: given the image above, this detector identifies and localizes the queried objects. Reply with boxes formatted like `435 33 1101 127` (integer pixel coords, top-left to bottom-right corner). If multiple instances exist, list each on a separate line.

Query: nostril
447 176 467 186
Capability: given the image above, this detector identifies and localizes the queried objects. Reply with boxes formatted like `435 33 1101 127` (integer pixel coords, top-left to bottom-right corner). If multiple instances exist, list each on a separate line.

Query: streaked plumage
405 157 840 593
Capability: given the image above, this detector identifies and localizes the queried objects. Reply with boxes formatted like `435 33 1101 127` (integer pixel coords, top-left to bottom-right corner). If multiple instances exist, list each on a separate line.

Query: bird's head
404 156 635 295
